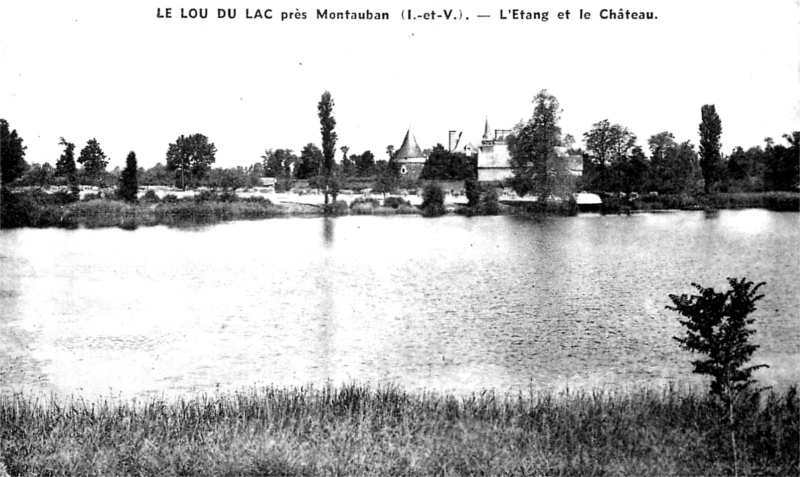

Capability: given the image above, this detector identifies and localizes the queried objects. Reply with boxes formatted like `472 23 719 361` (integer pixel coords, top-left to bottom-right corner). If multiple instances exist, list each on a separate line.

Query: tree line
504 93 798 201
577 118 798 196
2 95 798 201
576 106 796 196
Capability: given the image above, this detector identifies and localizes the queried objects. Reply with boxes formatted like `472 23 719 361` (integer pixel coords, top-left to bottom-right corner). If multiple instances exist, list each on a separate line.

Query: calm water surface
1 210 798 399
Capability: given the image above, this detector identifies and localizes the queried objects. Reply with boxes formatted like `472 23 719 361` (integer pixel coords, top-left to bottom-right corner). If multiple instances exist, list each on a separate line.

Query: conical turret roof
395 128 425 159
482 117 492 141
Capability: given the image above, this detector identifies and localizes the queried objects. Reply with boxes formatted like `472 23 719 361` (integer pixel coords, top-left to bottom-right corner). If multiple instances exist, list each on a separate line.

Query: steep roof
395 128 425 159
482 118 492 142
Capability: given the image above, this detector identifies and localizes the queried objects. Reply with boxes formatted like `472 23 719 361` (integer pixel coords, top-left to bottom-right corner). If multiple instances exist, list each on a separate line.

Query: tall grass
1 384 796 476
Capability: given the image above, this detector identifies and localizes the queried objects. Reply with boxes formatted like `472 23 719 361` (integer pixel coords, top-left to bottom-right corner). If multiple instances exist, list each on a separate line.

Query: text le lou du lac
156 8 306 20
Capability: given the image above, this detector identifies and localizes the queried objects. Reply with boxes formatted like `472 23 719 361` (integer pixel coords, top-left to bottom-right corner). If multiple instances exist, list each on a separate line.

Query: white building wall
478 168 514 182
477 142 512 182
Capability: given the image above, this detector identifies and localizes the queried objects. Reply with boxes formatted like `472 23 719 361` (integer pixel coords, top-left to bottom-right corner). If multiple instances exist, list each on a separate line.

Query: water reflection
318 217 336 382
322 217 335 248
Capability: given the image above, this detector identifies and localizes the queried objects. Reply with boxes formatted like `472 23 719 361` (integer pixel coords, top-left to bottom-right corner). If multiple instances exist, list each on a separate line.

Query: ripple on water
0 211 797 398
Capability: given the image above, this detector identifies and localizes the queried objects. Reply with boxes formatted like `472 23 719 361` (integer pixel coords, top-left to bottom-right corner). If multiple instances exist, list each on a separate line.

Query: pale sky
1 0 798 170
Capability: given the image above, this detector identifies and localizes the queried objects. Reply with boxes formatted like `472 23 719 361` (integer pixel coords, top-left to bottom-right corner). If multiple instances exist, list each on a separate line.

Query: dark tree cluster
419 144 477 181
165 133 217 190
1 119 28 185
77 139 109 182
354 150 375 177
372 159 401 197
578 105 798 196
294 143 323 181
262 149 296 179
202 164 264 190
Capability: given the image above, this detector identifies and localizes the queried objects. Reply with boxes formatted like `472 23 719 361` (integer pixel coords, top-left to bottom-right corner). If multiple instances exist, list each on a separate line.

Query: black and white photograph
1 1 798 474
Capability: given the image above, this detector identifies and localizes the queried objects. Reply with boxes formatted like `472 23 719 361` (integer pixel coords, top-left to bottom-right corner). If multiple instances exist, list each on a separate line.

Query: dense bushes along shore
1 187 798 229
0 189 429 229
0 384 796 476
607 191 800 214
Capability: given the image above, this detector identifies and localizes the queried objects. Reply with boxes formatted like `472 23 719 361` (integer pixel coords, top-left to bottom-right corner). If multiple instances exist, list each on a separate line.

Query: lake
1 210 798 399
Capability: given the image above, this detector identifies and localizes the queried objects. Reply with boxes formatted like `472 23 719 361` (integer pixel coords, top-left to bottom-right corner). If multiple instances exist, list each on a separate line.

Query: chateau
394 119 584 183
475 118 583 182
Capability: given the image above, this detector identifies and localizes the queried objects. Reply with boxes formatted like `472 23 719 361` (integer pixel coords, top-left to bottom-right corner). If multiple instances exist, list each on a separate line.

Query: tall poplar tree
318 91 338 204
699 104 723 194
117 151 139 202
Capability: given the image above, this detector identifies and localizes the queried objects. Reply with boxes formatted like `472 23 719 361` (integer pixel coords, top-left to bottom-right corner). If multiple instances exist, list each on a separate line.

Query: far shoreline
1 187 798 230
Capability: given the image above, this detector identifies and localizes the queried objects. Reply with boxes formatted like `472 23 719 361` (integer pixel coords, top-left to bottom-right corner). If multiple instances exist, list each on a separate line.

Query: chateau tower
477 118 512 182
394 127 426 179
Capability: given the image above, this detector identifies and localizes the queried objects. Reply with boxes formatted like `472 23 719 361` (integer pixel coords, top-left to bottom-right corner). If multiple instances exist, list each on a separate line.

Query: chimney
449 131 462 152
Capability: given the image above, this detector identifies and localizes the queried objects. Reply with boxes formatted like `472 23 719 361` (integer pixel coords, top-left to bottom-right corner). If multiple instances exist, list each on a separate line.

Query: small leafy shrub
647 194 700 210
118 218 138 230
667 277 770 475
51 190 79 205
520 196 577 217
322 200 349 216
350 197 379 209
82 192 102 201
383 196 410 209
465 179 481 207
396 204 422 215
141 190 160 203
421 183 445 217
459 181 501 216
217 190 239 203
349 204 375 215
479 188 500 215
194 190 217 202
763 192 799 212
161 194 179 203
275 179 293 193
242 195 272 205
667 277 768 402
104 190 121 201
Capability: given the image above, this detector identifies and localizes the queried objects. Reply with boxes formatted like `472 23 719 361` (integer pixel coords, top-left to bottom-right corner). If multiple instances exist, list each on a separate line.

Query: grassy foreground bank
1 384 797 476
